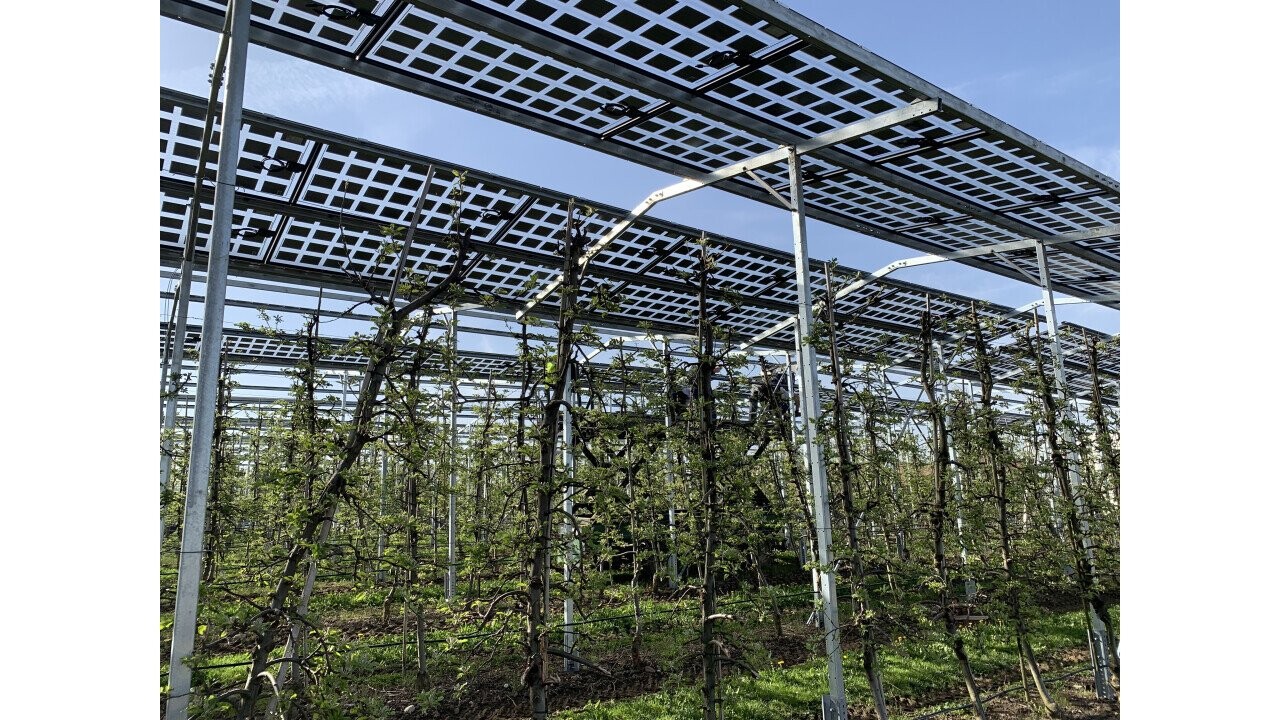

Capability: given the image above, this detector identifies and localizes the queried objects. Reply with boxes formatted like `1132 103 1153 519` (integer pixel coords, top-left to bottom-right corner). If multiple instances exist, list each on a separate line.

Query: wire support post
165 0 250 717
786 146 847 720
561 360 579 672
446 312 459 602
158 0 236 541
1033 239 1115 700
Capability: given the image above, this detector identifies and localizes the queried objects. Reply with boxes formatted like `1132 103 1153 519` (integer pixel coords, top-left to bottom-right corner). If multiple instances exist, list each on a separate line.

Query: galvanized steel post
446 313 459 601
159 10 232 540
1034 239 1115 700
165 0 249 716
663 340 680 590
786 146 847 720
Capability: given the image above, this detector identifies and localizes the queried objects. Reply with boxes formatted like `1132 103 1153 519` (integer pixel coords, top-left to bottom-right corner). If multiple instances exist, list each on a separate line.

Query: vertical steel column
446 314 459 601
783 349 811 568
341 370 349 421
159 15 233 537
789 339 821 626
165 1 249 717
786 147 847 720
561 362 579 671
1034 240 1114 699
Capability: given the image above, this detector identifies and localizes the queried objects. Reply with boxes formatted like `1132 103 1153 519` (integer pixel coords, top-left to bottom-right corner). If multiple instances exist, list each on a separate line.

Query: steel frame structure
159 2 1120 717
160 89 1117 401
161 0 1119 306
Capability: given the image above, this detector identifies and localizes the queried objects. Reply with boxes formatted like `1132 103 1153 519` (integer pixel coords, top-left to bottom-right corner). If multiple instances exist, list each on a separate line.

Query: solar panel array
159 87 1117 400
160 0 1119 306
162 325 1048 425
162 89 1121 397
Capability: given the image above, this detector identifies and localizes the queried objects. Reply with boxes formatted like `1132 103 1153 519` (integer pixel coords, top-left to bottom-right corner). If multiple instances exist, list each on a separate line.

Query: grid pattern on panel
506 199 573 256
604 284 698 328
463 255 565 304
159 88 1114 391
614 104 775 168
185 0 389 51
586 222 687 276
727 306 791 340
847 113 976 165
1076 235 1120 265
162 0 1118 297
834 288 927 331
710 47 918 135
370 5 657 133
1005 195 1120 236
160 193 192 248
161 91 313 199
469 0 786 85
304 148 441 224
1038 248 1117 293
167 324 528 378
896 212 1023 250
429 0 1119 243
455 352 521 377
778 164 950 234
877 134 1094 213
833 324 898 358
159 191 279 261
710 242 803 307
299 147 527 239
274 220 391 275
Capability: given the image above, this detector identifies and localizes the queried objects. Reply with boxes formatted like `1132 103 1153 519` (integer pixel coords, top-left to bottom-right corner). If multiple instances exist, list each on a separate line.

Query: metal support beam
1034 239 1115 700
788 337 821 625
446 312 459 601
515 99 940 320
786 147 847 719
729 0 1121 195
163 2 1117 301
413 0 1117 277
738 226 1119 351
159 1 233 543
166 0 249 716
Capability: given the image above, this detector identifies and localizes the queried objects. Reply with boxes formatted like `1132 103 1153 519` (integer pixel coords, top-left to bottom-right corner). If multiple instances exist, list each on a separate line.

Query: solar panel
161 0 1119 306
159 87 1117 401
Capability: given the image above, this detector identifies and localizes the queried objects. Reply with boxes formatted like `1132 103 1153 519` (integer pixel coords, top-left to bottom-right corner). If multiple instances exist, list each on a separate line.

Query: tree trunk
970 305 1057 714
921 303 988 720
823 263 888 720
236 206 472 718
526 202 582 720
1088 339 1120 501
694 248 721 720
1021 330 1119 683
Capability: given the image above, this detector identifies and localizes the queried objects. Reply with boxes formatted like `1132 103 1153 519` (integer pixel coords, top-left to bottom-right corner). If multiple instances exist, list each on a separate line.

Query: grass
555 606 1118 720
162 574 1117 720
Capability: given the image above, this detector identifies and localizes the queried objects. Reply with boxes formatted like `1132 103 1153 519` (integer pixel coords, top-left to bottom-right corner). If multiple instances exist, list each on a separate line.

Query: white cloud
246 57 384 117
947 69 1029 99
946 59 1117 103
162 54 382 118
1065 144 1121 181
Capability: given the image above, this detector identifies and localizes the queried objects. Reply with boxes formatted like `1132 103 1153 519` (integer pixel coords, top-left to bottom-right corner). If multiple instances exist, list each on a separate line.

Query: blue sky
160 1 1119 334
